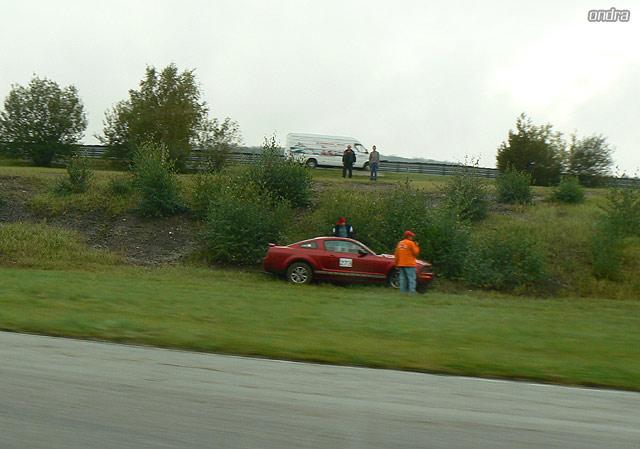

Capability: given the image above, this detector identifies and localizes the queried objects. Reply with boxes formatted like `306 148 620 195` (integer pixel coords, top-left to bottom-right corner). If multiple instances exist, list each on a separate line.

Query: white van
285 133 369 169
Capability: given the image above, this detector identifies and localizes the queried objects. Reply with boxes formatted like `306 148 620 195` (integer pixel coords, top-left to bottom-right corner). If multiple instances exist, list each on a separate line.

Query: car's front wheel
286 262 314 285
387 268 400 289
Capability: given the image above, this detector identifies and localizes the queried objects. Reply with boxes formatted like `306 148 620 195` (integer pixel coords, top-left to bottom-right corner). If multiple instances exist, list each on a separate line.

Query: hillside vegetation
1 159 639 390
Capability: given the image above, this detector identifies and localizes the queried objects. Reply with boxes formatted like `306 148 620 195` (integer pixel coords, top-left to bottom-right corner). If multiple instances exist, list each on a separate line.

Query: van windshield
354 143 368 154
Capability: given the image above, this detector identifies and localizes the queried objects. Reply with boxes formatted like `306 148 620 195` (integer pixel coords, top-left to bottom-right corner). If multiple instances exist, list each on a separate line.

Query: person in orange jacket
394 230 420 293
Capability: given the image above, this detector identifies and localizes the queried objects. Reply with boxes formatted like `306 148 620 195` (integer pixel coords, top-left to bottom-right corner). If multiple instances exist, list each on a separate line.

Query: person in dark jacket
342 145 356 178
332 217 354 238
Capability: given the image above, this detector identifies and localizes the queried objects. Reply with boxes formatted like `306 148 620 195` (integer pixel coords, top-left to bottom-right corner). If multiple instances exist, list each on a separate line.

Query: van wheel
286 262 313 284
363 162 370 171
305 159 318 169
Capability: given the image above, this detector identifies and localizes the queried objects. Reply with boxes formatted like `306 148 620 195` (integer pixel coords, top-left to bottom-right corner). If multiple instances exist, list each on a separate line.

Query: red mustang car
263 237 434 291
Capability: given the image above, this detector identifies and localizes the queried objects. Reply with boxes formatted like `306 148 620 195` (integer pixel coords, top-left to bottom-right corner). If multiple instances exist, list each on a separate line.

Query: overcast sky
1 0 638 171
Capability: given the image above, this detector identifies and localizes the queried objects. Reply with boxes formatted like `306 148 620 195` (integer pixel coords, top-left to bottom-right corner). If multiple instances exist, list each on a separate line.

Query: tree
99 64 240 171
496 113 564 186
196 117 242 172
567 134 613 186
0 75 87 166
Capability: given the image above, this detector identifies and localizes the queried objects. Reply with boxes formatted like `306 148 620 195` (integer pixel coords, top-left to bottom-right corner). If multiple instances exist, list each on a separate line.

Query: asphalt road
1 332 638 449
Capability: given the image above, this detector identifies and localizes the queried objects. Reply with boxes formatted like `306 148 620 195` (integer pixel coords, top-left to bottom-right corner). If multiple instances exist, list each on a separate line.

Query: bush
441 164 489 221
107 175 135 197
601 185 640 237
591 222 624 280
55 155 94 195
303 181 470 278
464 226 547 291
248 135 313 208
496 167 532 204
590 185 640 279
132 142 185 217
201 183 292 265
552 177 585 204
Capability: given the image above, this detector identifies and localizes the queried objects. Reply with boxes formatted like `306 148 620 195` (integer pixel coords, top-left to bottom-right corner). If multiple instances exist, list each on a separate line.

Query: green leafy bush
591 185 640 279
441 164 489 221
601 185 640 237
107 175 134 196
201 183 292 265
496 167 532 204
132 142 185 217
247 136 313 208
189 171 241 219
303 181 470 278
591 223 624 280
55 155 94 194
552 177 585 204
464 226 547 291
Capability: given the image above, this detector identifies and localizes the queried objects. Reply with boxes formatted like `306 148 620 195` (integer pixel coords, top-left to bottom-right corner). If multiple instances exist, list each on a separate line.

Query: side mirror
358 249 368 257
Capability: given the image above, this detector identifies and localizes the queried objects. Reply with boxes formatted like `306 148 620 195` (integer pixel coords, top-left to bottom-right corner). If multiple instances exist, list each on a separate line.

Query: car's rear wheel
286 262 313 285
387 268 400 289
305 158 318 169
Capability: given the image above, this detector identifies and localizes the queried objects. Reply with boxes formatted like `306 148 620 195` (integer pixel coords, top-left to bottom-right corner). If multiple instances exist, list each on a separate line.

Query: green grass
0 265 638 390
0 222 123 269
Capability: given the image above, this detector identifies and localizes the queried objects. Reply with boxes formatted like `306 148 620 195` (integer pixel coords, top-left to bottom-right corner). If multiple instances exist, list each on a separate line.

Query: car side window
299 241 318 249
324 240 361 254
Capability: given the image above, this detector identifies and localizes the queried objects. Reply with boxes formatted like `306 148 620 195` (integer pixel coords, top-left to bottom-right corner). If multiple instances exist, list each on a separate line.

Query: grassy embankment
1 164 639 390
1 265 639 391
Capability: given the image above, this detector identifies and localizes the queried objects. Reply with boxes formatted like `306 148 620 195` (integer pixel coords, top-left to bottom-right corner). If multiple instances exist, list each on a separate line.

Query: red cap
404 230 415 238
337 217 346 225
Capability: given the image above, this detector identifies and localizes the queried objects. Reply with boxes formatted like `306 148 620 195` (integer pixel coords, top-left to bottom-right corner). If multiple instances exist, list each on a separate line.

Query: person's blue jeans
398 267 416 293
370 162 378 180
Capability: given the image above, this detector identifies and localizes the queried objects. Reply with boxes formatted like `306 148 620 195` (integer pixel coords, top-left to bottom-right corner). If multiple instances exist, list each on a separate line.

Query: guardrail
74 144 639 186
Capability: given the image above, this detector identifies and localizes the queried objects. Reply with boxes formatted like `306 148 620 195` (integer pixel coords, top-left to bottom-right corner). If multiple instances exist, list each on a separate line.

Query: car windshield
354 143 368 154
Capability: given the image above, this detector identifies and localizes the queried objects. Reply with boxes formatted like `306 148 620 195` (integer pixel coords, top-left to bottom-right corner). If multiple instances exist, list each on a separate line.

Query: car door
320 240 361 280
349 244 390 282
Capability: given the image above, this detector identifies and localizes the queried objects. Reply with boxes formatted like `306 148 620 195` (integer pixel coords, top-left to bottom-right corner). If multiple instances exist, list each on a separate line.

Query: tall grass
0 222 122 269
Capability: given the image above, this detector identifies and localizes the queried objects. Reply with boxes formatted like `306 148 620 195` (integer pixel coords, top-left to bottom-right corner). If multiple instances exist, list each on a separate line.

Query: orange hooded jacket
394 238 420 267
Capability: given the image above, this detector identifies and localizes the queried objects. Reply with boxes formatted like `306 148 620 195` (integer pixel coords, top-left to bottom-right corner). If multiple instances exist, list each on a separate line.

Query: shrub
441 163 489 221
601 185 640 237
590 184 640 279
201 183 292 265
248 135 313 208
591 222 624 280
303 181 470 278
552 177 585 204
496 167 532 204
107 175 135 196
55 155 94 195
132 142 185 217
464 226 547 291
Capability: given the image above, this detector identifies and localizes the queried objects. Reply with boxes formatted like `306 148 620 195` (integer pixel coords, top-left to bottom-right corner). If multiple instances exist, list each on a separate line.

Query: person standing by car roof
394 230 420 294
342 145 356 178
332 217 354 238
